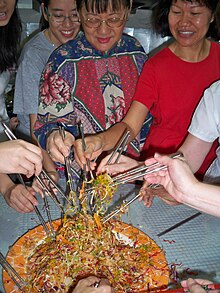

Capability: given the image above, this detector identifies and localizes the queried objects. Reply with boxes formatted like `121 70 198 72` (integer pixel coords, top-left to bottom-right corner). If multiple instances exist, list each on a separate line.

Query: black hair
76 0 132 13
0 3 22 72
40 0 50 31
152 0 220 41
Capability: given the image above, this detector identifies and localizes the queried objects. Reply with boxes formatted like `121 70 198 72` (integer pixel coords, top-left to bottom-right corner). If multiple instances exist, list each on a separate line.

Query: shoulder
118 33 146 54
19 31 53 62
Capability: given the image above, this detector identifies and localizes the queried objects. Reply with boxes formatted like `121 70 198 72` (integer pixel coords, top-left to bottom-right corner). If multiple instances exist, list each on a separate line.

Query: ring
93 281 101 288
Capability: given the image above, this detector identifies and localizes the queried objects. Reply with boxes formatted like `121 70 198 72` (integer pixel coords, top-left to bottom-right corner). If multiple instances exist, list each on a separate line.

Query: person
178 79 220 184
74 0 220 181
33 0 152 181
0 0 21 140
13 0 81 140
144 153 220 217
72 277 114 293
72 276 219 293
0 0 45 213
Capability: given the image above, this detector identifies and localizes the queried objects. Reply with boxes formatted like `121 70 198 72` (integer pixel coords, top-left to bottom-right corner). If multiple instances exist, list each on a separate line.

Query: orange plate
3 219 169 292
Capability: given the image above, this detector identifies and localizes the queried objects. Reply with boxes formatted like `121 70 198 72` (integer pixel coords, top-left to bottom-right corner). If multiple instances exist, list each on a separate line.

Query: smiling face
168 0 213 48
42 0 80 46
79 4 128 53
0 0 16 27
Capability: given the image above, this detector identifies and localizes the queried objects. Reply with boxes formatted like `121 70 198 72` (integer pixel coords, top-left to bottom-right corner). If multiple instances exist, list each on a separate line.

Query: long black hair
152 0 220 41
0 1 22 73
76 0 132 13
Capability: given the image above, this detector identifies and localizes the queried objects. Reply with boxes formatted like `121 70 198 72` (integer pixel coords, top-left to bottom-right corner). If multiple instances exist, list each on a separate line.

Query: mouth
0 11 7 20
178 30 194 37
97 37 111 44
60 30 77 39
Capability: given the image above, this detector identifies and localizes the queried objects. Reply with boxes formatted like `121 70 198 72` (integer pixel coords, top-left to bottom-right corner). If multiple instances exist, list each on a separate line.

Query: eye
108 17 121 23
53 14 64 18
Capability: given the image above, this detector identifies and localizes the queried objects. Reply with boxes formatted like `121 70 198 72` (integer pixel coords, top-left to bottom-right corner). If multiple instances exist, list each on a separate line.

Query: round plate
3 219 169 292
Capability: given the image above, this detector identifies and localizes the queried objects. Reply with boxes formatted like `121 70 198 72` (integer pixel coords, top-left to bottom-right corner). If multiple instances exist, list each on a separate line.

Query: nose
0 0 6 7
178 12 191 26
97 21 111 33
62 17 72 28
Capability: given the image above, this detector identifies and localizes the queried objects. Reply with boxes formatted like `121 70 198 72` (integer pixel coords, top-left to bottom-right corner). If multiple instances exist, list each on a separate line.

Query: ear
41 3 49 22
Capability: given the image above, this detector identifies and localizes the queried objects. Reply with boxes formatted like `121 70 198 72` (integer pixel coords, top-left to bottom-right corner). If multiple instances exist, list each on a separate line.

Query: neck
169 39 210 63
44 29 60 48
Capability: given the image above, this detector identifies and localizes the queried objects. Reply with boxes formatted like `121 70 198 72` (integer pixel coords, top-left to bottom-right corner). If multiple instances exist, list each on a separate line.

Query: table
1 183 220 292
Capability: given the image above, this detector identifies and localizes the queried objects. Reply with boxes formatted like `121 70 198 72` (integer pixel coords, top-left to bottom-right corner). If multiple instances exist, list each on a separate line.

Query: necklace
44 29 56 48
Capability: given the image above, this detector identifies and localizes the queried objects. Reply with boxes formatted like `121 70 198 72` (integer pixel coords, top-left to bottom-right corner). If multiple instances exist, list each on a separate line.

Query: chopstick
102 192 141 223
160 284 220 292
106 129 130 165
79 121 94 181
58 123 76 193
0 251 26 291
112 152 183 184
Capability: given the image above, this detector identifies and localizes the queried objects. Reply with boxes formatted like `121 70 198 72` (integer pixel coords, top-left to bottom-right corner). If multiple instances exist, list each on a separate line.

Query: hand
73 276 114 293
181 278 218 293
97 154 141 175
46 130 75 163
9 116 19 130
0 140 43 177
139 180 180 207
143 153 199 204
3 184 38 213
32 171 59 198
74 134 104 170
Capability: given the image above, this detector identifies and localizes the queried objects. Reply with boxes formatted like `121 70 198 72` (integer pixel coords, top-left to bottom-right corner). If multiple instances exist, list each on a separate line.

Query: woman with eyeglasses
13 0 80 140
74 0 220 181
4 0 80 213
33 0 152 180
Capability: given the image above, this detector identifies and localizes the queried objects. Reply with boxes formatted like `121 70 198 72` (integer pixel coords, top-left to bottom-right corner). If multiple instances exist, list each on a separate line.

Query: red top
133 41 220 177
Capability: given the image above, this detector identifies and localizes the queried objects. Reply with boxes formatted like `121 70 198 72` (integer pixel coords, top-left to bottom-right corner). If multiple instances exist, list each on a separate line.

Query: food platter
3 217 169 292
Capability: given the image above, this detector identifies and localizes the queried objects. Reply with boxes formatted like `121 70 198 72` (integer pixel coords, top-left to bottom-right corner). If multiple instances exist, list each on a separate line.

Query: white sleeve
188 80 220 143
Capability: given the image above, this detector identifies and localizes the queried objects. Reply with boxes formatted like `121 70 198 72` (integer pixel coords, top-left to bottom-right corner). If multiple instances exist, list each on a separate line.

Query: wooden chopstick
0 252 26 291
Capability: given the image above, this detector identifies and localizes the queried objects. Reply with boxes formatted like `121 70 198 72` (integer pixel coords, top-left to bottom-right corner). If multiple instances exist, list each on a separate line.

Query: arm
0 174 37 213
33 60 78 152
74 101 149 168
179 134 212 173
144 153 220 217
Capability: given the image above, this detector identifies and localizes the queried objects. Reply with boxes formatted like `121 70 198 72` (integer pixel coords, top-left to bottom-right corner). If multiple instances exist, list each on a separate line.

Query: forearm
99 122 135 152
0 174 15 197
183 181 220 217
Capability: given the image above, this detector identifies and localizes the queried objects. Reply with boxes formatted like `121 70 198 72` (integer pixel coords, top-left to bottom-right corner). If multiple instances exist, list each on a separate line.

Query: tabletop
1 183 220 292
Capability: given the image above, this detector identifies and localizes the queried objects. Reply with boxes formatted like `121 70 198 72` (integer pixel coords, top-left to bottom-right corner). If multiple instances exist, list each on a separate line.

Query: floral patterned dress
34 32 152 178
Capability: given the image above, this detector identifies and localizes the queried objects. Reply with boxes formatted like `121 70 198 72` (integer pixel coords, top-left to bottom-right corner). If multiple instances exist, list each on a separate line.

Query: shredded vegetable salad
23 213 168 292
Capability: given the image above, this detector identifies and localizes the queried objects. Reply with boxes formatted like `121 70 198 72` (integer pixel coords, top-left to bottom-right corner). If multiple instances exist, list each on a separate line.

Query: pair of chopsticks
102 152 183 223
106 129 131 165
160 284 220 292
78 122 94 181
111 152 183 185
0 251 26 291
2 123 67 238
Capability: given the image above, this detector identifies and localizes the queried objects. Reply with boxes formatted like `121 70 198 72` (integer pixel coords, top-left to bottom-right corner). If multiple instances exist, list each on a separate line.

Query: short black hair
152 0 220 41
0 4 22 72
76 0 132 13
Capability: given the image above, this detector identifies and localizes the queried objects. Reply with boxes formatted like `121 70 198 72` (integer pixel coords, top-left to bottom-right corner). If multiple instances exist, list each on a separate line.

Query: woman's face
0 0 16 27
79 5 128 52
168 0 213 48
42 0 80 46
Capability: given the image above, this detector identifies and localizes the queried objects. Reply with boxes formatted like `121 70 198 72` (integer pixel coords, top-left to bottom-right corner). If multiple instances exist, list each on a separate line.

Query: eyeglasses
46 8 79 23
83 15 127 28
